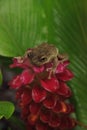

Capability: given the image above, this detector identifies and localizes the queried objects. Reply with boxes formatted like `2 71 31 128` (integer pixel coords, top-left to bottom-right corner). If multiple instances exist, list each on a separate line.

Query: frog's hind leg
48 57 59 79
58 53 69 63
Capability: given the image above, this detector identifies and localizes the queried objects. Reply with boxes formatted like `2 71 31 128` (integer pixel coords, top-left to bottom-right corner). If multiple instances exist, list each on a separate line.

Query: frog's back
37 43 58 56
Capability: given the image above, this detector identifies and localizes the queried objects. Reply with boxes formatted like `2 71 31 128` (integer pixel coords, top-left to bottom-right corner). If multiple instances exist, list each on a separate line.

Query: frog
25 43 68 78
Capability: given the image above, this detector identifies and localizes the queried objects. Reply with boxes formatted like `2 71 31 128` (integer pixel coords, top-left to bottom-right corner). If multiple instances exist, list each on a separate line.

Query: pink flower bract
9 52 77 130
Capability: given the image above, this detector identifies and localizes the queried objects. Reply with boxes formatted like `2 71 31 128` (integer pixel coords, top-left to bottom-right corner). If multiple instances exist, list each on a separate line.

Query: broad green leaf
0 0 47 56
0 101 15 119
0 0 87 130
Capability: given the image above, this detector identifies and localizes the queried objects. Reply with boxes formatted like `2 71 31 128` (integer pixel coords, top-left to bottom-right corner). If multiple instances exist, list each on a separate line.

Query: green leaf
0 70 3 86
0 0 47 57
0 115 3 119
0 101 15 119
0 0 87 130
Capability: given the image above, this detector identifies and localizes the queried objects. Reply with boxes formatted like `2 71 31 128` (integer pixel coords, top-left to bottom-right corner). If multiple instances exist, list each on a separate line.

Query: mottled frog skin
26 43 68 77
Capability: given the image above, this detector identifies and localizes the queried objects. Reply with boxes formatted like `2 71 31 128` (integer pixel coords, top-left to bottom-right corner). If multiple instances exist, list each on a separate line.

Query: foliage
0 101 15 119
0 0 87 130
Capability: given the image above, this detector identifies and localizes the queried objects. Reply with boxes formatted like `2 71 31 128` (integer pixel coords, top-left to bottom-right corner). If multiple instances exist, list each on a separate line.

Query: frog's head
27 48 48 66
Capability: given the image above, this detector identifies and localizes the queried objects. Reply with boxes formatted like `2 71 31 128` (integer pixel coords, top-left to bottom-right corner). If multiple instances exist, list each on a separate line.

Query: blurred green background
0 0 87 130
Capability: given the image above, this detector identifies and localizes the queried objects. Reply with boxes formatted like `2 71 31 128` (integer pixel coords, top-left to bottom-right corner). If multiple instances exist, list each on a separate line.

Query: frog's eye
39 57 47 62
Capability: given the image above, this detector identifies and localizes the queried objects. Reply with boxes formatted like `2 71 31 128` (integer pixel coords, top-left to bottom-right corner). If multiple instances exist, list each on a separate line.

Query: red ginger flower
9 53 78 130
